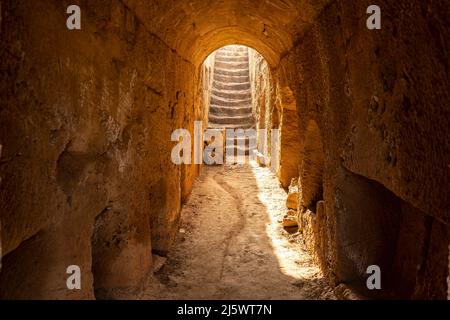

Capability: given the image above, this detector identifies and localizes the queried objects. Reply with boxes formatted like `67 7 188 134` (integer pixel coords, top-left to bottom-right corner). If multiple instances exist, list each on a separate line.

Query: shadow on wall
297 119 325 270
294 115 449 299
335 167 401 298
278 86 301 189
335 166 449 299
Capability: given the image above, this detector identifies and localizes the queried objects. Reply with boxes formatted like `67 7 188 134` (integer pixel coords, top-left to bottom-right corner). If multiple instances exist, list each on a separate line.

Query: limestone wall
231 1 449 298
275 0 449 298
0 0 448 300
248 49 277 167
0 0 204 299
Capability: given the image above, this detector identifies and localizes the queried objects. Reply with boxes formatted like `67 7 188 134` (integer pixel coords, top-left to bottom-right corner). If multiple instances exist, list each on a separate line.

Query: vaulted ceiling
123 0 331 66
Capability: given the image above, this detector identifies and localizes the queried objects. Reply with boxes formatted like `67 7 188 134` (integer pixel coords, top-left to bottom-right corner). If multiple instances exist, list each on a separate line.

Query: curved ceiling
123 0 330 67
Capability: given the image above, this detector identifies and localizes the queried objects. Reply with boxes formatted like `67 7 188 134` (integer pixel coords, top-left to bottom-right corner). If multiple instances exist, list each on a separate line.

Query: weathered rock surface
0 0 448 300
286 178 299 210
279 1 449 299
0 0 203 299
248 0 449 299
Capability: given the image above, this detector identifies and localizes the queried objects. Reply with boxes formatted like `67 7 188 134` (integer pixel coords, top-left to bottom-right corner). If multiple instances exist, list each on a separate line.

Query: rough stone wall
277 90 301 188
248 49 281 169
249 49 301 188
276 0 449 298
0 0 448 301
0 0 203 299
202 54 215 127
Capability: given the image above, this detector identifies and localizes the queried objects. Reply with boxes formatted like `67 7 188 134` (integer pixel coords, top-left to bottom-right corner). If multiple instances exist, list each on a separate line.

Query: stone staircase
208 46 256 159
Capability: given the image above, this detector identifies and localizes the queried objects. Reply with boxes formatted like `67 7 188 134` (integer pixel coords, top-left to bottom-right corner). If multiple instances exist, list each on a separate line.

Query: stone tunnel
0 0 449 300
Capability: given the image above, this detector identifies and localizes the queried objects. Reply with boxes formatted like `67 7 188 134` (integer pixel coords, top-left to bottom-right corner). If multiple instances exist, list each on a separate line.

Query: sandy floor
142 163 335 300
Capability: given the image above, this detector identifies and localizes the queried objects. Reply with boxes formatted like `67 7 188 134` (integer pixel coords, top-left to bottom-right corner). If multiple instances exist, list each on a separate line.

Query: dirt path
142 163 335 300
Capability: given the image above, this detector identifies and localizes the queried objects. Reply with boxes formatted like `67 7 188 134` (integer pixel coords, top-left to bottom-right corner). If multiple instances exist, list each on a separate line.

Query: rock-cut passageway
0 0 448 300
144 164 335 300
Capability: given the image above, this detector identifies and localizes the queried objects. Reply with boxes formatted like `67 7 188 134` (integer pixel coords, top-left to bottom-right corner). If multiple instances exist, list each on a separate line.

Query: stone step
204 145 256 156
211 89 251 101
208 46 253 132
208 122 255 130
215 54 248 60
215 61 249 70
225 142 257 152
216 48 248 56
213 74 249 83
208 114 254 125
218 46 246 50
224 155 250 164
216 48 248 54
203 128 256 137
209 104 252 116
213 81 250 91
215 54 249 60
224 145 254 156
215 68 249 77
216 146 254 156
209 112 253 121
226 133 257 141
210 96 252 107
208 115 254 125
215 56 249 63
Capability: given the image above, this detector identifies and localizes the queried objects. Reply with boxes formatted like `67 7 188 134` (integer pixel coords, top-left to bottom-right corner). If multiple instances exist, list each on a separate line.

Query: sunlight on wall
249 162 319 280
